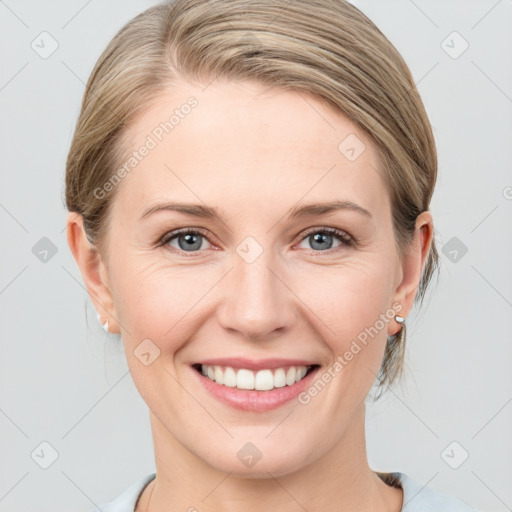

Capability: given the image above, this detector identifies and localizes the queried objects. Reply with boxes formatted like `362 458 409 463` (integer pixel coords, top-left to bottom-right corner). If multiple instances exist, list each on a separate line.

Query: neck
137 403 402 512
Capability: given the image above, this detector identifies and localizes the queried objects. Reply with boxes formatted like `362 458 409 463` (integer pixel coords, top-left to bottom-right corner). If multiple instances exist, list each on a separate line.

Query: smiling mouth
192 363 320 392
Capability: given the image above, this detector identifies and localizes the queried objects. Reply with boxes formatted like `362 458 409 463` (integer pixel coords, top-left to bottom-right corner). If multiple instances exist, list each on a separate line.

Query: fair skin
68 78 433 512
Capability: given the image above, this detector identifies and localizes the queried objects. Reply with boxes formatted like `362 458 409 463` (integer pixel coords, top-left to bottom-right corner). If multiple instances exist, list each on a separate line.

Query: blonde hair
65 0 439 399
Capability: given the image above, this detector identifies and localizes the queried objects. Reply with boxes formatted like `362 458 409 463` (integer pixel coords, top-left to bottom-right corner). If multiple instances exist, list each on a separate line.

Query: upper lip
193 358 318 371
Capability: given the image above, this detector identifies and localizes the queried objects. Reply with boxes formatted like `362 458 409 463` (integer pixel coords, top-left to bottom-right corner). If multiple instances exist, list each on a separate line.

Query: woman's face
71 78 430 477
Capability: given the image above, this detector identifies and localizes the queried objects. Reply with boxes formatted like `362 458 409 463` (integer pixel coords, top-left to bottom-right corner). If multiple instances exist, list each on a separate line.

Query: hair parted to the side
64 0 440 400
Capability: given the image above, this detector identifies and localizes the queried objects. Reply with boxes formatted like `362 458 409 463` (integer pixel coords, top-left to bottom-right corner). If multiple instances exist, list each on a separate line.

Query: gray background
1 0 511 511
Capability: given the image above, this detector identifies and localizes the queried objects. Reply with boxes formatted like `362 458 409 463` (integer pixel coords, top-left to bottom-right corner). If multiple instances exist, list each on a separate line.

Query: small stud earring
96 312 110 333
395 315 405 324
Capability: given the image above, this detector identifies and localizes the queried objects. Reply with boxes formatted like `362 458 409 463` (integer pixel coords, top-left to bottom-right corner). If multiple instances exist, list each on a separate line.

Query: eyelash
157 226 356 256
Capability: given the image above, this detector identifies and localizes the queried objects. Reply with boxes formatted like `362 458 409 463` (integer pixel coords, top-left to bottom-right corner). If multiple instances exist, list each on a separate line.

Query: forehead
112 79 389 221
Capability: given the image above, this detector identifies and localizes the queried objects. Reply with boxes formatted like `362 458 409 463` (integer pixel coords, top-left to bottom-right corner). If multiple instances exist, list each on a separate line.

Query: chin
193 435 315 479
209 453 310 479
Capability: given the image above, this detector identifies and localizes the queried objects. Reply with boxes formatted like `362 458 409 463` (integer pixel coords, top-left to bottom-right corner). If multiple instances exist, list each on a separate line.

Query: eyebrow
139 200 372 222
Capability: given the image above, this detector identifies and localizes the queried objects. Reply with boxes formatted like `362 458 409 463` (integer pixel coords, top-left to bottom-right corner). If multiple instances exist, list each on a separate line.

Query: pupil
311 233 332 250
179 233 201 251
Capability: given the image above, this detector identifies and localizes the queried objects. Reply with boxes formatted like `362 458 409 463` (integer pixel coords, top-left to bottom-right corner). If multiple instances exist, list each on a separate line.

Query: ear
388 210 434 336
66 212 119 334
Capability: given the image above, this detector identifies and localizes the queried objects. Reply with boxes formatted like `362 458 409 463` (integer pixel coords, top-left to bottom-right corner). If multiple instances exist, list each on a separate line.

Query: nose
216 248 296 341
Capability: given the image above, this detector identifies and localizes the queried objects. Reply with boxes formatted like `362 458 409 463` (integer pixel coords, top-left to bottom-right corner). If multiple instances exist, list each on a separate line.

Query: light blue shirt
91 471 477 511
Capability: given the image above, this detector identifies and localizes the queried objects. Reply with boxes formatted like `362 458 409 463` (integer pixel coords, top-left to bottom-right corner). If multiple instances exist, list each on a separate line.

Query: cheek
110 257 221 359
303 259 395 340
298 257 396 391
110 263 199 403
301 268 394 408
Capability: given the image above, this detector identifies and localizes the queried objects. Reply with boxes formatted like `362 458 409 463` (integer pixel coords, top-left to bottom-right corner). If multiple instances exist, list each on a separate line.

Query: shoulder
90 472 156 512
379 471 477 512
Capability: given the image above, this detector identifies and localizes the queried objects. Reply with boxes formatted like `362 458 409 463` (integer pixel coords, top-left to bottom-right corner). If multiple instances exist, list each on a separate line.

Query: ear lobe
388 211 434 335
66 212 117 331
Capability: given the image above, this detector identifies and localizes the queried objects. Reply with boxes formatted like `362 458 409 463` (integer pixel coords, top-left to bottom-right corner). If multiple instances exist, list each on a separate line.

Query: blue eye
160 228 212 253
298 227 354 252
158 227 355 256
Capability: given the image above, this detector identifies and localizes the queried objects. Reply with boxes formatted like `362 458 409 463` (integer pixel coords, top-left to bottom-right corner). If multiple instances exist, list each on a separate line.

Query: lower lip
192 366 320 412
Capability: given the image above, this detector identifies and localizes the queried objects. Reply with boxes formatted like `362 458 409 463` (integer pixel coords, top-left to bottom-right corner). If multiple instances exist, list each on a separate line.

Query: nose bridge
218 236 294 339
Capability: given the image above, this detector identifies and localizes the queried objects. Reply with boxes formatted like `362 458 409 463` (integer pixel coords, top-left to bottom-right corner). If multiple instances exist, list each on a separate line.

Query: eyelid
299 226 354 244
158 227 216 248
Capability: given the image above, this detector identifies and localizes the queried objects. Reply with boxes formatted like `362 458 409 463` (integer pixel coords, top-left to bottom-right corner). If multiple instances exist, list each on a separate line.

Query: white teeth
273 368 286 388
286 366 296 385
214 365 224 385
223 366 237 387
254 369 273 390
199 364 312 391
237 369 255 389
